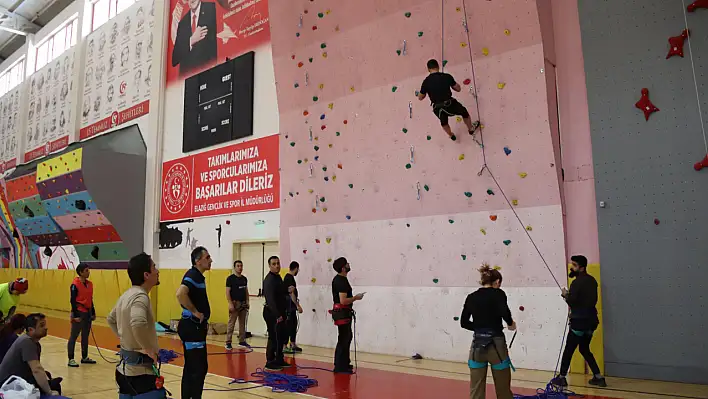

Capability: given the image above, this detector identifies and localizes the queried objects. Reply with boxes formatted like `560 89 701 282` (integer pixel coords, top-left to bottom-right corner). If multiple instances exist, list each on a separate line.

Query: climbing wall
578 0 708 384
3 124 147 269
273 0 568 369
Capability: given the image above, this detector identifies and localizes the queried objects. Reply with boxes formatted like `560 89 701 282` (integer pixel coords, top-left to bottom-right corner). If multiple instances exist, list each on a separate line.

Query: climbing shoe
68 359 79 368
550 375 568 387
589 377 607 387
81 358 96 364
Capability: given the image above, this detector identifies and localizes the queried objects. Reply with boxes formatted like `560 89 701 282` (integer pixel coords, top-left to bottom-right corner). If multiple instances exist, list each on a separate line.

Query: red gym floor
45 316 624 399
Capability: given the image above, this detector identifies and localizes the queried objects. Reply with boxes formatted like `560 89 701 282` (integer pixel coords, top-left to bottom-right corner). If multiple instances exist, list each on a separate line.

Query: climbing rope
680 0 707 154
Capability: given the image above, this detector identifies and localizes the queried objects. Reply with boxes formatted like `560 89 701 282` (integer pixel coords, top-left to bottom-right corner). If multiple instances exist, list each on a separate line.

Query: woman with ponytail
0 313 26 362
460 264 516 399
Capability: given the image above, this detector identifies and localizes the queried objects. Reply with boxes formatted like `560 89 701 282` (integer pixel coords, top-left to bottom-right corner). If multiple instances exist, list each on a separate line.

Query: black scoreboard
182 51 255 153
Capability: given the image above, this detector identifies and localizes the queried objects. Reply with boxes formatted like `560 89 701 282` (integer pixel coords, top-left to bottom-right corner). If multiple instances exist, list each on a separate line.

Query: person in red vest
67 263 97 367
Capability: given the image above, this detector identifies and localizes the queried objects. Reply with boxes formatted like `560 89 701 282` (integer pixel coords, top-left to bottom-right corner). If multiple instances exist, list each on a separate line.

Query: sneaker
291 345 303 353
550 375 568 387
264 363 283 372
225 343 233 351
67 359 79 368
81 358 96 364
589 377 607 387
238 341 250 348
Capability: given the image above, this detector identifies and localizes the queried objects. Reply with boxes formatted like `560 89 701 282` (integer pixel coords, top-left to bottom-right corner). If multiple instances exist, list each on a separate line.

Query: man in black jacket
552 255 607 388
262 256 289 371
171 0 217 77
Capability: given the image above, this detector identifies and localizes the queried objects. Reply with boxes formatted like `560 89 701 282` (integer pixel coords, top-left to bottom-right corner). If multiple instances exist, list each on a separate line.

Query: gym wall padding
578 0 708 384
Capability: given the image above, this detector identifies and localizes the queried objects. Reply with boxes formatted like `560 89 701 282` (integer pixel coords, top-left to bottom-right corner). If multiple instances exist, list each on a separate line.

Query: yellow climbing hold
322 52 328 58
497 82 506 89
304 158 309 162
322 207 328 212
326 9 331 15
519 172 528 178
311 277 317 283
493 265 502 271
319 83 324 90
314 136 319 141
526 226 533 231
456 7 461 12
326 237 332 244
458 154 465 161
456 116 463 122
332 174 337 181
504 29 511 36
512 199 518 206
480 228 487 235
460 42 467 48
350 86 355 92
335 25 340 32
328 103 334 109
308 189 314 193
482 47 489 56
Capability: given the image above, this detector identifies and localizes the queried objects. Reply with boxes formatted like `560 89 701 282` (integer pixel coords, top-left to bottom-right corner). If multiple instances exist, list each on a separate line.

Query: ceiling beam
0 5 40 33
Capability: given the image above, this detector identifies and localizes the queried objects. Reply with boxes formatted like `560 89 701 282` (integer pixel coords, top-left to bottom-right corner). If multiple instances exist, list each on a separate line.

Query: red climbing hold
463 78 471 85
298 62 304 68
654 218 660 225
666 29 689 59
343 120 348 124
312 25 318 30
489 215 498 221
688 0 708 11
337 163 342 169
635 88 659 121
694 154 708 171
321 125 326 130
303 249 308 254
519 306 524 311
226 220 231 225
303 110 309 116
291 55 296 60
315 239 321 243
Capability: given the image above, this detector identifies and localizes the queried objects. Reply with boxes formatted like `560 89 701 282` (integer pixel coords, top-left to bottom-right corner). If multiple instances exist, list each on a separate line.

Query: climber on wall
0 278 29 322
417 59 480 142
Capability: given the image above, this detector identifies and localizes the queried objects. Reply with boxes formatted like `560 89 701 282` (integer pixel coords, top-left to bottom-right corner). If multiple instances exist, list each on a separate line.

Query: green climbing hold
453 316 460 321
416 245 422 250
297 160 302 164
424 185 429 191
314 145 320 151
461 255 467 260
418 31 424 37
294 83 299 88
432 278 439 283
309 57 313 63
449 219 454 224
402 128 408 133
392 86 398 92
320 197 326 202
405 163 412 169
443 60 448 67
487 189 494 195
464 192 472 198
290 142 296 147
318 12 324 18
296 32 300 37
320 43 327 49
396 49 402 56
405 12 411 17
503 240 511 246
426 135 431 140
336 132 341 136
322 166 327 171
348 184 353 188
313 96 319 101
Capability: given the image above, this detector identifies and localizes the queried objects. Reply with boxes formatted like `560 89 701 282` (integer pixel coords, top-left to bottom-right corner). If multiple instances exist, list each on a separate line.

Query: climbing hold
453 316 460 321
519 172 528 178
464 192 472 198
456 7 461 11
317 12 323 18
324 177 329 181
417 245 422 250
402 128 408 133
313 96 319 102
458 154 465 160
315 239 321 244
519 306 525 311
327 258 332 262
343 120 348 124
335 25 340 32
290 142 296 147
463 78 471 85
321 125 326 130
635 88 659 121
442 60 448 67
348 184 353 188
346 215 351 220
297 62 304 68
392 86 398 92
314 155 319 160
449 219 454 224
460 42 467 48
512 199 518 206
303 110 309 116
694 154 708 171
497 82 506 89
308 57 313 63
322 207 328 212
319 84 324 90
328 103 334 110
311 208 316 213
417 31 424 37
311 278 317 283
226 220 231 225
688 0 708 11
314 145 320 151
320 43 327 49
308 189 314 193
296 32 300 37
504 29 511 35
482 47 489 56
493 266 501 271
432 278 438 283
504 146 511 156
405 12 411 17
426 135 431 140
325 9 331 15
326 238 331 244
303 249 308 254
289 192 294 197
503 240 511 246
424 185 429 191
667 29 690 59
405 163 412 169
350 87 355 92
480 228 486 235
526 226 532 231
312 25 317 30
320 114 325 120
490 215 498 221
336 163 342 169
456 116 462 122
294 83 299 88
336 132 341 136
654 218 660 225
487 189 494 195
331 174 337 181
396 49 402 56
461 255 467 260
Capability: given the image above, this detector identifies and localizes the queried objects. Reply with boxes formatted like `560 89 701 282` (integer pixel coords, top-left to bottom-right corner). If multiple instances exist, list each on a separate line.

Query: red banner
160 134 279 221
24 136 69 163
80 100 150 140
165 0 270 86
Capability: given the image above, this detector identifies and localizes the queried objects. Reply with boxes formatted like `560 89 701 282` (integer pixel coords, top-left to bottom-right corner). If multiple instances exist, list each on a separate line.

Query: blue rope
227 368 318 393
513 381 581 399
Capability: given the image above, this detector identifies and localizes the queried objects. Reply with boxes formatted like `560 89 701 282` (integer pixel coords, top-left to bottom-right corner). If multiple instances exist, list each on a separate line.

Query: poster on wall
79 0 155 140
165 0 270 86
25 49 76 163
0 85 21 171
160 134 279 221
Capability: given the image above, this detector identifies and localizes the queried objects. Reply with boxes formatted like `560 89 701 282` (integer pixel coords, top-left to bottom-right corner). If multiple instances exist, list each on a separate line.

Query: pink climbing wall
271 0 568 368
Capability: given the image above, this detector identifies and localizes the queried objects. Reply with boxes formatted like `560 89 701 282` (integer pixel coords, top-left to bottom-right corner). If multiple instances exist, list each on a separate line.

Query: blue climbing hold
504 146 512 156
320 114 325 120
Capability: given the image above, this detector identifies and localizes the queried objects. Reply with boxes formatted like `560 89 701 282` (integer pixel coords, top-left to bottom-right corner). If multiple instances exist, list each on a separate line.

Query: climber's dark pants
433 98 470 126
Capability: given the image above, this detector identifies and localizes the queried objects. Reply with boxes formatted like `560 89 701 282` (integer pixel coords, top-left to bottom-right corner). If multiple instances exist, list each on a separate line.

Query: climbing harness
329 303 354 325
468 329 515 372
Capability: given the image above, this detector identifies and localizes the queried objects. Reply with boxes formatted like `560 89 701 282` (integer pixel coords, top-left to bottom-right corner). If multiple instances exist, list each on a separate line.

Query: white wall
158 43 280 270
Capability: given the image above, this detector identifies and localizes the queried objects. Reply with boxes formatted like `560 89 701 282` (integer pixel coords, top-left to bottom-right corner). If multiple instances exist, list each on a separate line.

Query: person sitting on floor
0 313 63 396
0 313 26 362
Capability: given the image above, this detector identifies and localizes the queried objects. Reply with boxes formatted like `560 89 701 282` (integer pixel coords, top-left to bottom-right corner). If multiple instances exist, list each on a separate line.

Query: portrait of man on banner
167 0 270 84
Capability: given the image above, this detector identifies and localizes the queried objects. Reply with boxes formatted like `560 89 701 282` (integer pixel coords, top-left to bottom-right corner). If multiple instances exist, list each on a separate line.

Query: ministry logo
163 162 191 214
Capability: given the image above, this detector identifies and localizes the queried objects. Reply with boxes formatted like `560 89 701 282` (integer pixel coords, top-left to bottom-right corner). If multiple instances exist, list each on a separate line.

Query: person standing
551 255 607 388
67 263 97 367
0 278 28 321
283 261 303 353
460 264 516 399
262 255 289 371
331 257 364 373
176 246 212 399
225 260 250 350
107 252 164 398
